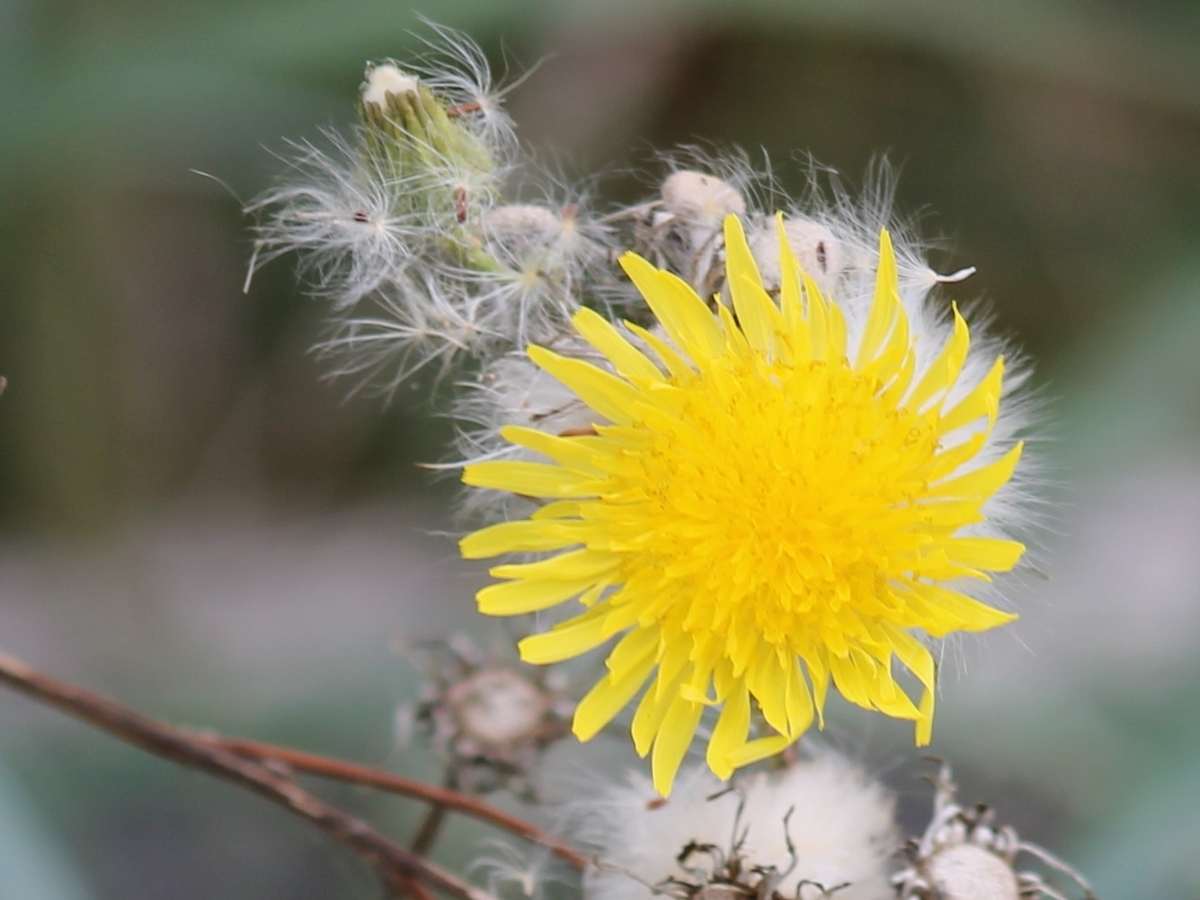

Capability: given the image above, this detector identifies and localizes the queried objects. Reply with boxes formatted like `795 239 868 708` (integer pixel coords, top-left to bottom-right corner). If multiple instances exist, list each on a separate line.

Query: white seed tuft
574 752 896 900
361 63 420 107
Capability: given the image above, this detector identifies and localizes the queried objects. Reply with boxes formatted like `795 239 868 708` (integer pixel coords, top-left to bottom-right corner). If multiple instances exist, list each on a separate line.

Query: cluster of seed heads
246 27 961 428
248 26 610 393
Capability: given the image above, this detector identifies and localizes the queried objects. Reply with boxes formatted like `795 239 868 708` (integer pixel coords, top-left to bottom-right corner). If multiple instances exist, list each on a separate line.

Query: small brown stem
0 651 495 900
210 738 587 869
410 770 459 856
445 101 483 118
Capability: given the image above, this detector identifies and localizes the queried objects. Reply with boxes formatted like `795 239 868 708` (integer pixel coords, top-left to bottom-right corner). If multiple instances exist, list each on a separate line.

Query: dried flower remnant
399 636 574 795
893 763 1096 900
746 216 844 298
626 168 748 299
461 214 1032 795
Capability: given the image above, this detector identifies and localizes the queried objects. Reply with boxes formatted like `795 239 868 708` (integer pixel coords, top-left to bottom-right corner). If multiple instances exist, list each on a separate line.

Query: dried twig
209 736 588 869
0 651 499 900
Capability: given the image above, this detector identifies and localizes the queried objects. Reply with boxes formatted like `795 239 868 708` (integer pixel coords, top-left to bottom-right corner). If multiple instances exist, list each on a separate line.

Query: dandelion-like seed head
576 754 896 900
245 132 425 307
634 167 749 298
463 202 609 351
461 212 1032 795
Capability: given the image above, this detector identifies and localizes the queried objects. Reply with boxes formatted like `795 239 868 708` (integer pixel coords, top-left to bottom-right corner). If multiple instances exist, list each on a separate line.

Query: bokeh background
2 1 1199 897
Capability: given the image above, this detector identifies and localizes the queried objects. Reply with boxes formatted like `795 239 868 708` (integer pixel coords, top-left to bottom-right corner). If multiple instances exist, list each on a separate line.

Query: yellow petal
939 356 1004 434
942 536 1025 573
928 443 1023 500
631 669 681 757
908 582 1018 635
573 653 657 741
500 426 606 474
908 304 970 411
605 624 661 678
520 607 614 664
528 345 643 427
463 460 595 498
619 253 724 361
459 519 586 558
723 216 775 355
490 548 618 582
706 684 751 779
651 694 705 796
783 658 815 738
725 733 794 770
572 307 664 382
856 229 900 369
623 321 695 380
882 624 937 745
476 575 595 616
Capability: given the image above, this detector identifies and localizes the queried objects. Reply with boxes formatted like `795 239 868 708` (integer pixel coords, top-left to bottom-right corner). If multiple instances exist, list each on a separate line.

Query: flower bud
361 63 420 107
357 61 497 216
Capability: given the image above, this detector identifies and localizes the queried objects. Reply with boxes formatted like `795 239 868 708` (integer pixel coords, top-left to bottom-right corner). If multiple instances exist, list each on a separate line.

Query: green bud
357 62 498 223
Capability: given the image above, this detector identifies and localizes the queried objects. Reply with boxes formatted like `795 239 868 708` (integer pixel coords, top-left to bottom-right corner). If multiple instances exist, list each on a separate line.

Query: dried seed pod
747 216 843 296
398 635 573 796
892 762 1096 900
660 171 747 226
637 170 748 297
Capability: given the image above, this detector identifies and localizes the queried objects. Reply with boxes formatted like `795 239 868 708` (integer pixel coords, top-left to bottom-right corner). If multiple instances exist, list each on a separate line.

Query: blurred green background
2 1 1199 897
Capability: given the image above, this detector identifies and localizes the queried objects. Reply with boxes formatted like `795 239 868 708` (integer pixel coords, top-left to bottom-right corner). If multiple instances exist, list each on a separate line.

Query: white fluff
575 753 897 900
361 63 420 107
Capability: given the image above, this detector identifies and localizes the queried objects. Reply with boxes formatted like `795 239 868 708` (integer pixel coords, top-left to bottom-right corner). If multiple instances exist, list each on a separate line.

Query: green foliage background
1 1 1199 897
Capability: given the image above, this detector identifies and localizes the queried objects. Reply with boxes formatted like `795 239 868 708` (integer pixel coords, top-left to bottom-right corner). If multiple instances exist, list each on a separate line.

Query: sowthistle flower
250 20 1038 803
460 214 1031 796
241 24 1097 898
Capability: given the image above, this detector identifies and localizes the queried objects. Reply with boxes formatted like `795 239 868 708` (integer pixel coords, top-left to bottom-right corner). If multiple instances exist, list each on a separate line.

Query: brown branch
0 651 495 900
205 738 588 869
409 770 458 857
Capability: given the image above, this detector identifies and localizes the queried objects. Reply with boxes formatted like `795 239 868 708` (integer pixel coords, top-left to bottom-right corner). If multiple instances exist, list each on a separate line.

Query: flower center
616 353 939 659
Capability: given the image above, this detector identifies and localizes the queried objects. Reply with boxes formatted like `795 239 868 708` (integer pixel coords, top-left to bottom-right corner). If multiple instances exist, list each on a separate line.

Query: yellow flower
460 215 1026 796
